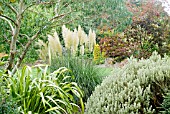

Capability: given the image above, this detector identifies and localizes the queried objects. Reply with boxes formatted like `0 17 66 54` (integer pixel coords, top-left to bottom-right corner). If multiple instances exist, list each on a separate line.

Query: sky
158 0 170 16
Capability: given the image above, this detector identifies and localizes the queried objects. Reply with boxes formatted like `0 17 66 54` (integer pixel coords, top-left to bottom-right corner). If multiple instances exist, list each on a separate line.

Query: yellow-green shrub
85 52 170 114
93 44 105 64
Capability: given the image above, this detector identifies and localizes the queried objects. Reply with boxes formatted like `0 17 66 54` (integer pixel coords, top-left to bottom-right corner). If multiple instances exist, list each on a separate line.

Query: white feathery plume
89 28 94 52
72 29 79 54
92 30 96 45
53 31 62 56
80 45 85 56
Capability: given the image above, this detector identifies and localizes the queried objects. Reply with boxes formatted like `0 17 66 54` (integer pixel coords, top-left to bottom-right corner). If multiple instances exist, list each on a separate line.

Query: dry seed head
80 45 85 56
72 29 79 53
64 29 72 50
84 33 89 48
78 25 82 38
53 31 62 56
89 28 94 52
48 34 59 57
78 25 84 45
62 25 68 40
92 30 96 45
36 39 48 61
80 31 86 45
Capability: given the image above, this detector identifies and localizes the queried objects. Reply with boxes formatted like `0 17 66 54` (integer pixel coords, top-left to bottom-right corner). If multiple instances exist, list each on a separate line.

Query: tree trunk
6 1 23 72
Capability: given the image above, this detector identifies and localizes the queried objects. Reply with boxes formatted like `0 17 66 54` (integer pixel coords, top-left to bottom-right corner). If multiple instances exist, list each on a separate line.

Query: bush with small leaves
85 52 170 114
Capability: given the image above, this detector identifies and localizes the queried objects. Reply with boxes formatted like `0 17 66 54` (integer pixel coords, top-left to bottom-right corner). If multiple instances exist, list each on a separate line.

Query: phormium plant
7 65 84 114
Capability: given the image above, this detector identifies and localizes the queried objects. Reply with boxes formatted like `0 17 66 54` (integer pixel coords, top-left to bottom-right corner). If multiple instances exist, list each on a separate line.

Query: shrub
0 95 18 114
7 66 84 114
124 16 170 58
50 56 102 102
124 0 170 58
99 34 136 62
93 44 105 64
85 52 170 114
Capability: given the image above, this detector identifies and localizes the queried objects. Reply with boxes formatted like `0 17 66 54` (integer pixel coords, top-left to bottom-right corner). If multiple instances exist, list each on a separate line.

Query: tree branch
11 31 41 75
0 14 17 26
51 17 79 27
19 34 30 39
0 16 14 34
50 11 72 22
22 1 56 15
6 4 18 15
22 2 36 15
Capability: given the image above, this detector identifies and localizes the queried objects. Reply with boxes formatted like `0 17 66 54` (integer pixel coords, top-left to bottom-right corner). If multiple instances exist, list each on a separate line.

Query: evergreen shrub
85 52 170 114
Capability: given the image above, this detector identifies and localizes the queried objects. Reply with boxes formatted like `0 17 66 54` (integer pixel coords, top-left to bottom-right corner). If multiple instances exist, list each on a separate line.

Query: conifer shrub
85 52 170 114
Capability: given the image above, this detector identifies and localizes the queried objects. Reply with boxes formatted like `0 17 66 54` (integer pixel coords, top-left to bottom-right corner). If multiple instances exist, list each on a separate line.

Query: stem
0 16 14 33
0 14 17 26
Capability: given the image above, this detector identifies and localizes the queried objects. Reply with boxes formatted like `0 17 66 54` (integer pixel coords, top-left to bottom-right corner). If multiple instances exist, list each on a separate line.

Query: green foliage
7 65 84 114
77 0 132 33
0 69 18 114
0 0 132 66
50 56 102 102
0 96 18 114
161 92 170 113
85 52 170 114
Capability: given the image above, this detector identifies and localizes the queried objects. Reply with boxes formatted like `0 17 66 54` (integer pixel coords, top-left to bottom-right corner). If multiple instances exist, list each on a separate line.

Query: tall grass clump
50 56 102 102
37 25 100 102
36 25 97 62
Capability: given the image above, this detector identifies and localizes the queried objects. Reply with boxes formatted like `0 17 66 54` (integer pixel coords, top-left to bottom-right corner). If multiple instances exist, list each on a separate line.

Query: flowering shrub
85 52 170 114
